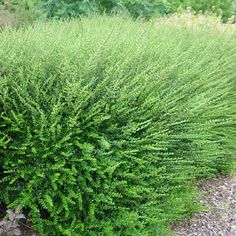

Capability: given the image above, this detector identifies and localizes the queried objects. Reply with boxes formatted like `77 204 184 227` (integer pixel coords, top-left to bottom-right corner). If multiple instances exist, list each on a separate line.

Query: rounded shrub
0 16 236 235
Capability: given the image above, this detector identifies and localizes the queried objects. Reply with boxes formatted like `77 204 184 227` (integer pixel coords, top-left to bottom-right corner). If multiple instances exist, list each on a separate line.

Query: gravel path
172 175 236 236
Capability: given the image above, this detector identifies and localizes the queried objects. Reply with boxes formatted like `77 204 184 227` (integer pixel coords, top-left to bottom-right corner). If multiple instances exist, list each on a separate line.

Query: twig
19 221 34 230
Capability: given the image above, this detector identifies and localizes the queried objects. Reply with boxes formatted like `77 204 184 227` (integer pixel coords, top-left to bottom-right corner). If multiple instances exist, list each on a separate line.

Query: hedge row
0 16 236 235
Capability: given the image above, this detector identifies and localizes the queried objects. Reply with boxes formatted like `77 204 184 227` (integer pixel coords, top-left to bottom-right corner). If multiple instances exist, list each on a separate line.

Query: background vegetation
0 16 235 235
1 0 236 21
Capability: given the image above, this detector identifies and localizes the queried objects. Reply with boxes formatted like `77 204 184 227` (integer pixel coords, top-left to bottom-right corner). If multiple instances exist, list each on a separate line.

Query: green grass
0 16 236 235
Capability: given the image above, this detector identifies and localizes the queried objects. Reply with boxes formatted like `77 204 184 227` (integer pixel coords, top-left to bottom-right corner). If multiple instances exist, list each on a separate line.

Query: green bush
0 16 236 235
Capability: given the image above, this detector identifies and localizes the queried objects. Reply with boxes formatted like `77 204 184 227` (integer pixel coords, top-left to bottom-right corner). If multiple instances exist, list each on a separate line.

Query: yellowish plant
155 10 236 34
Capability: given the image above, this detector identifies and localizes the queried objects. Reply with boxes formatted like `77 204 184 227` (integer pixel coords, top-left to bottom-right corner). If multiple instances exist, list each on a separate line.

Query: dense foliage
0 16 236 235
38 0 171 18
2 0 236 21
39 0 236 20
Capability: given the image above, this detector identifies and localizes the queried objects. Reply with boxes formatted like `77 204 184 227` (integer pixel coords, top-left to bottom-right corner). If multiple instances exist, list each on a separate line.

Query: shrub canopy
0 16 236 235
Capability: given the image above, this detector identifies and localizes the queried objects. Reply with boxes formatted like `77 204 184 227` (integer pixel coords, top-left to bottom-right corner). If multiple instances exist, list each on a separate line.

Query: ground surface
173 175 236 236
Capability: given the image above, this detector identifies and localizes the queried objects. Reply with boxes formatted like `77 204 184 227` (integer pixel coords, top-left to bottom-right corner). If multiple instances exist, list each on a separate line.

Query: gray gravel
172 175 236 236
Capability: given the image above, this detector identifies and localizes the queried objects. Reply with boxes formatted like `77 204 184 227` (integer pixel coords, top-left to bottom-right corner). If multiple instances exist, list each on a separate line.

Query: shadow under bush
0 16 236 235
